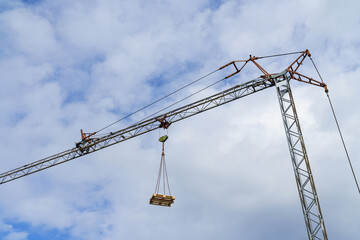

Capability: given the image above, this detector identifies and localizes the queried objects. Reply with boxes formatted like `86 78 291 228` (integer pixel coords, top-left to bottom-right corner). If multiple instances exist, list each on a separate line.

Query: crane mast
275 72 327 240
0 50 329 240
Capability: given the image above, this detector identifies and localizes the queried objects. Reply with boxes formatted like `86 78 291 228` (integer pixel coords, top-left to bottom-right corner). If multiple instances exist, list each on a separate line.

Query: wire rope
163 148 172 196
310 56 360 194
154 142 171 195
134 75 228 124
94 68 220 134
256 51 304 59
94 50 304 135
134 51 306 123
327 94 360 194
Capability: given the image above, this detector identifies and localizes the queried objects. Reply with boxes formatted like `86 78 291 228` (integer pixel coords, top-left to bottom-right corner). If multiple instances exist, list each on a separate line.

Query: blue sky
0 0 359 239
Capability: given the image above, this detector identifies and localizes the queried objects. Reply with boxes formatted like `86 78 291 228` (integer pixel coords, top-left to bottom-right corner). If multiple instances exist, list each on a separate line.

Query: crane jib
0 75 276 185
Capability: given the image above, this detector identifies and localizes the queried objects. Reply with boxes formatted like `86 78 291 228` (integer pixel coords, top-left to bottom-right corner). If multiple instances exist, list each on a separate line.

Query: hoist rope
94 68 220 134
310 56 360 194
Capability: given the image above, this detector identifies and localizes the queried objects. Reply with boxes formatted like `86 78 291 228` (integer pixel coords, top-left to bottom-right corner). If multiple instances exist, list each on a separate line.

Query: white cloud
0 7 58 60
4 232 28 240
0 223 28 240
0 0 359 239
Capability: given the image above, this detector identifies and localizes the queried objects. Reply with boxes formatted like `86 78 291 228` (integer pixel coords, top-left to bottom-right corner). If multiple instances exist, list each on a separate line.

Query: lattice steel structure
274 72 328 240
0 76 275 184
0 50 329 240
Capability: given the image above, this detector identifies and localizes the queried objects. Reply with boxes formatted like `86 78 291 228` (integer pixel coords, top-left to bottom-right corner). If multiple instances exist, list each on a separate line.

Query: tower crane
1 50 339 239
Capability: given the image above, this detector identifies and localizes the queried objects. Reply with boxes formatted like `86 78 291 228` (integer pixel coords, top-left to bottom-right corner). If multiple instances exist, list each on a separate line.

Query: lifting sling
149 135 175 207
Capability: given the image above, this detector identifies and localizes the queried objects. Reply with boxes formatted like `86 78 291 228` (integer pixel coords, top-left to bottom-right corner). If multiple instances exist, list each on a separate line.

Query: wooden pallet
149 194 175 207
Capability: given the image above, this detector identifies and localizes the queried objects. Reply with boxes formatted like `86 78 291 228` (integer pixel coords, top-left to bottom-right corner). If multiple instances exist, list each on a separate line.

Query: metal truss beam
274 72 328 240
0 76 275 184
0 50 329 240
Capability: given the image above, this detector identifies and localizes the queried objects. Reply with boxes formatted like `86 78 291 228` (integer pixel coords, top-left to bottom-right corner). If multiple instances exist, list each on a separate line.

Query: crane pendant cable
94 69 220 135
90 50 306 137
310 56 360 194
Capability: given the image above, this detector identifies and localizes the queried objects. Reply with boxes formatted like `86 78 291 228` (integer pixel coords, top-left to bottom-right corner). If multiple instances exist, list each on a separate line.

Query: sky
0 0 359 239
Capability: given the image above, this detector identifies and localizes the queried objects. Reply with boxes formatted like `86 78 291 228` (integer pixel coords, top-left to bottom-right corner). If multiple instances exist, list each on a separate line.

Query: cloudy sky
0 0 359 239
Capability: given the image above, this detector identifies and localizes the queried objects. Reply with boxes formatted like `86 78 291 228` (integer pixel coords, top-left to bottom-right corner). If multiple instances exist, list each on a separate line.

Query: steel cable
95 51 304 135
256 51 304 59
135 75 229 124
95 68 220 134
310 56 360 194
326 94 360 194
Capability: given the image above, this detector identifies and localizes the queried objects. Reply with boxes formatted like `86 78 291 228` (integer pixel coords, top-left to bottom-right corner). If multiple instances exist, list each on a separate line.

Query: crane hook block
157 115 171 129
159 135 168 143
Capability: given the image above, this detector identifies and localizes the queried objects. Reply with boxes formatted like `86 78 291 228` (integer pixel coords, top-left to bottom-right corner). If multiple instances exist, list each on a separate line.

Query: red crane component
80 129 97 141
157 115 171 129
